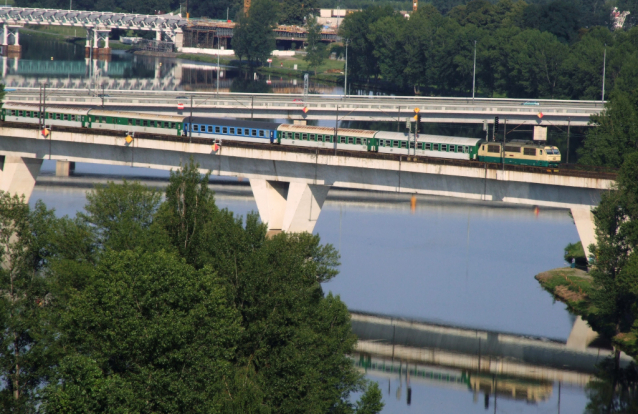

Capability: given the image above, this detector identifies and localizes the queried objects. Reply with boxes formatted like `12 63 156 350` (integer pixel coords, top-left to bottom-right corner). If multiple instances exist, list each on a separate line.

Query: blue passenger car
184 117 281 143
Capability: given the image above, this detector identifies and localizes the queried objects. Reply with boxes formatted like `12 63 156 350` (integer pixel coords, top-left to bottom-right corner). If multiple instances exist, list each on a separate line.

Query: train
1 102 561 167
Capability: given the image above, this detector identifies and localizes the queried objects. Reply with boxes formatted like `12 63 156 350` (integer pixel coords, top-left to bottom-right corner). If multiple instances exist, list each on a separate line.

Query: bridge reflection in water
350 311 631 409
0 56 338 94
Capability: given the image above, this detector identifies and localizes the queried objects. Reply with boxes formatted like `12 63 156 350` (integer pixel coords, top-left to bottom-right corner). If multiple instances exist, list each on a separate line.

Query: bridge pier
55 160 75 177
1 24 22 57
250 179 330 235
0 156 42 202
571 207 596 259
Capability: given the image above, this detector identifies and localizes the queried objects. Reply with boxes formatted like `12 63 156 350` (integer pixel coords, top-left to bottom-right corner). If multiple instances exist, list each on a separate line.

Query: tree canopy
0 160 384 413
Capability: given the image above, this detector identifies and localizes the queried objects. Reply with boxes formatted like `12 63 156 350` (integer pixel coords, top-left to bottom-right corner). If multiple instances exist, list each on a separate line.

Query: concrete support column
3 24 7 46
55 160 75 177
250 179 330 235
85 29 91 57
571 207 596 260
14 29 18 46
104 33 109 49
156 30 162 41
0 156 43 202
566 316 598 350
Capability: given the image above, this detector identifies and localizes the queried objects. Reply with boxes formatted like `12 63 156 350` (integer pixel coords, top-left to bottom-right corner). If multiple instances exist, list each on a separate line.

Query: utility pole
216 36 220 95
472 40 477 103
189 95 193 143
602 44 607 102
101 84 105 108
566 118 571 164
502 118 506 171
334 105 339 155
344 39 349 97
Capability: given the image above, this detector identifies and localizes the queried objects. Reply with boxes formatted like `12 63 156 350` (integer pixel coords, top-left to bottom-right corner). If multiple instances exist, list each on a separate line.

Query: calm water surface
30 161 590 413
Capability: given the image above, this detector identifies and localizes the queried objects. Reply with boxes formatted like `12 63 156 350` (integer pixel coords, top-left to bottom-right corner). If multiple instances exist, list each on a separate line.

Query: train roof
375 131 484 145
278 123 377 137
4 102 92 115
490 141 560 148
189 117 281 130
89 109 185 122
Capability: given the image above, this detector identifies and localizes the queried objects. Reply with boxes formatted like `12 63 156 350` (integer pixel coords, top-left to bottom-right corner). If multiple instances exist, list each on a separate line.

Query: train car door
367 138 379 152
270 130 275 143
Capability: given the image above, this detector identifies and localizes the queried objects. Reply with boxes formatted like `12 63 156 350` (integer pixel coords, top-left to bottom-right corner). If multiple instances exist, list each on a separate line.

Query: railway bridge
0 123 613 260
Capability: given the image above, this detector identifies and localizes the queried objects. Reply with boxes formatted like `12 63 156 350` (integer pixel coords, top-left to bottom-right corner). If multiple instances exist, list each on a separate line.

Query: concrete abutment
250 179 330 234
571 207 596 259
0 156 42 202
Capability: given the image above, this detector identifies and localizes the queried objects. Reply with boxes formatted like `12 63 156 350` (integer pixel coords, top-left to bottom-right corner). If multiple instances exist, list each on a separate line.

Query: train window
347 137 353 144
143 120 148 126
169 122 174 128
128 119 133 125
481 145 485 150
417 143 423 150
487 145 500 153
215 127 220 133
523 148 536 156
259 130 265 137
504 146 520 153
244 128 249 135
540 150 543 155
10 110 15 115
207 126 212 133
63 114 68 120
401 141 407 148
340 136 346 143
222 127 227 134
230 127 235 134
362 139 367 145
71 115 75 121
302 133 308 140
356 138 362 145
192 124 198 131
409 142 415 149
293 133 299 139
393 141 399 147
251 129 257 136
18 111 23 116
56 114 61 120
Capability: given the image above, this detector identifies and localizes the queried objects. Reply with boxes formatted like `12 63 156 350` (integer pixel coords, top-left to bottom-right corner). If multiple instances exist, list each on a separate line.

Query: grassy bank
536 267 637 356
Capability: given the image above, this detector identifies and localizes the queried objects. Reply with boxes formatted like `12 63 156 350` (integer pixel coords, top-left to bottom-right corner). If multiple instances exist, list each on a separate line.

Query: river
9 33 611 413
30 160 591 414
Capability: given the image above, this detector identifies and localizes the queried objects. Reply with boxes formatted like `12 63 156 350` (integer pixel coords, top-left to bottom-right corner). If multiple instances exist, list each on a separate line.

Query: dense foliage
586 153 638 364
339 0 638 99
232 0 279 65
0 161 383 413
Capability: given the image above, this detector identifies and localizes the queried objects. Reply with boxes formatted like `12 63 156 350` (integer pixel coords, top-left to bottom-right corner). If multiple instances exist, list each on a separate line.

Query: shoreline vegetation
536 267 637 358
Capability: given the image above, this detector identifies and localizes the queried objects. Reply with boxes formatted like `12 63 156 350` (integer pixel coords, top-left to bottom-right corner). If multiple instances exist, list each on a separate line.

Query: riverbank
535 267 637 358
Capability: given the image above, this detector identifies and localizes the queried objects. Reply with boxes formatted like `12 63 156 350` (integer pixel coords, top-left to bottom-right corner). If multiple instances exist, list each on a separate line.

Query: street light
601 44 607 102
472 40 476 102
216 35 220 95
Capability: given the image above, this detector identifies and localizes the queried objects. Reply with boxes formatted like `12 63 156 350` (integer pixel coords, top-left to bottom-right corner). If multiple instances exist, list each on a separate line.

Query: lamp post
601 44 607 102
216 35 220 95
472 40 476 102
344 39 349 97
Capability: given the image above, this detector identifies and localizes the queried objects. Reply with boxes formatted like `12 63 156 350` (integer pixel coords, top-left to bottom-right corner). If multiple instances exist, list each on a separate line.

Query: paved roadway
6 89 604 126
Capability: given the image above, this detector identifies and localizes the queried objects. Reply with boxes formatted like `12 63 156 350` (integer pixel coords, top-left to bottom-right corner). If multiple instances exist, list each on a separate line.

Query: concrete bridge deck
0 123 613 258
6 90 604 126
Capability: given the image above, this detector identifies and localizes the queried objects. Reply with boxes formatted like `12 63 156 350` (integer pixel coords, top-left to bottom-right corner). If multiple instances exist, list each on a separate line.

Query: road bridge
5 89 604 126
0 123 613 259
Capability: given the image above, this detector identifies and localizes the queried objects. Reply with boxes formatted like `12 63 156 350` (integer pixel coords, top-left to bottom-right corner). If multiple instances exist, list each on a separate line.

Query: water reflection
1 34 342 94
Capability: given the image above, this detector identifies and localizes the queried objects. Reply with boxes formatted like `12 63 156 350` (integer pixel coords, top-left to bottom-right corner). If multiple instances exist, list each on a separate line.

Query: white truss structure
0 7 187 44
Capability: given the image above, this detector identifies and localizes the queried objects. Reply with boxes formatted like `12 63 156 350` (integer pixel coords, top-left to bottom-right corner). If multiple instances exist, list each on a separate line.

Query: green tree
579 91 638 168
368 13 406 88
45 249 242 413
80 180 165 251
0 194 56 412
155 160 382 412
232 0 279 65
280 0 316 24
587 153 638 365
304 16 328 75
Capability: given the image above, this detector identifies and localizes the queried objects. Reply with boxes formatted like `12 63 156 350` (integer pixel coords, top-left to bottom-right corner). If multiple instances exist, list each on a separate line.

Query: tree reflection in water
586 358 638 414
